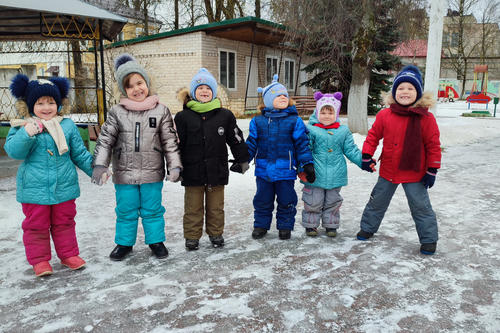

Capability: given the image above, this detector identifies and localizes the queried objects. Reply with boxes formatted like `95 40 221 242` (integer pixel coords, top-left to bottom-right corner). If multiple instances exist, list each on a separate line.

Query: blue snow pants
114 182 166 246
253 177 298 231
360 176 438 244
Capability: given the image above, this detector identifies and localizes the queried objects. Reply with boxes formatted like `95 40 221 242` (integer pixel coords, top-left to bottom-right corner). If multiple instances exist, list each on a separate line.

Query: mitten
25 120 43 137
166 168 181 182
362 154 377 173
303 163 316 183
91 166 112 186
230 161 249 174
421 168 437 189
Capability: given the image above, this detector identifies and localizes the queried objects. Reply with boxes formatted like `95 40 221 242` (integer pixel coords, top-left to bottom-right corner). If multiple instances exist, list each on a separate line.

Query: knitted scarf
10 116 68 155
120 95 159 111
314 122 340 129
187 99 221 113
390 103 429 172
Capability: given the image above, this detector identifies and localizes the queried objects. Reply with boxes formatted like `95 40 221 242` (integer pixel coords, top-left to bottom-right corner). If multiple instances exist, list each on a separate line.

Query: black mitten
303 163 316 183
362 153 377 173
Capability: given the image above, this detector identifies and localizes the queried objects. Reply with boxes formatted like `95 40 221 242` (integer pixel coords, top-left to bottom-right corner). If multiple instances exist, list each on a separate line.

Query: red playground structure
467 65 491 108
438 85 459 102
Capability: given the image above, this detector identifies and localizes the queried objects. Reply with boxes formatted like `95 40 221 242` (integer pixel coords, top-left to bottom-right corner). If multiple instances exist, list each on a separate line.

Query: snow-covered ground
1 101 500 332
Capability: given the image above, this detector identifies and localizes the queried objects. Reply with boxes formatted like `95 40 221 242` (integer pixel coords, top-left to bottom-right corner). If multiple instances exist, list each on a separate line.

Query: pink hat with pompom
314 91 343 121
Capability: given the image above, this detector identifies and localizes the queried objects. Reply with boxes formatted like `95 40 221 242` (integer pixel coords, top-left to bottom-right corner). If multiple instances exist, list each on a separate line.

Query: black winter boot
109 245 133 261
420 243 437 255
306 228 318 236
325 228 337 237
356 230 374 241
185 239 199 251
149 242 169 259
279 229 291 240
209 236 224 248
252 227 268 239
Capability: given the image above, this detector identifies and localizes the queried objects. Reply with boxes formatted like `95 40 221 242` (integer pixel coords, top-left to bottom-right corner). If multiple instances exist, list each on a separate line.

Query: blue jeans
360 176 438 244
253 177 298 231
114 182 166 246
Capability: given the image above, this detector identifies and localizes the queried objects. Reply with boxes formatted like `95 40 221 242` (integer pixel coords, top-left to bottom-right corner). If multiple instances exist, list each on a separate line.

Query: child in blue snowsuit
246 75 315 240
299 92 364 237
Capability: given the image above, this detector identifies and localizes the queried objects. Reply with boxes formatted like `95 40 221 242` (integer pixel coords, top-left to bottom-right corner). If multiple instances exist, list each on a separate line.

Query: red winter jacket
362 92 441 184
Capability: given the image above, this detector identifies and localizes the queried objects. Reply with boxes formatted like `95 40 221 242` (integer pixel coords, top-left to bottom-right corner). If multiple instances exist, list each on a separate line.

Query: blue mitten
421 168 438 189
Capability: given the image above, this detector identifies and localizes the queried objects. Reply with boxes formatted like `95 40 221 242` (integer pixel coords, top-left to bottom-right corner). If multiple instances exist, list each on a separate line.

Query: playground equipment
466 65 491 108
438 84 459 102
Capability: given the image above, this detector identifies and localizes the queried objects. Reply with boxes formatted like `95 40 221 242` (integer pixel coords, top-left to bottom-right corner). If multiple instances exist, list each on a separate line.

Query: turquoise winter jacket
301 113 362 189
4 118 93 205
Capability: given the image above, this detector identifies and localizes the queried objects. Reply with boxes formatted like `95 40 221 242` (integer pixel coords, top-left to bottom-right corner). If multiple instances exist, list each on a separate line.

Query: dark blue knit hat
10 74 70 116
391 65 423 103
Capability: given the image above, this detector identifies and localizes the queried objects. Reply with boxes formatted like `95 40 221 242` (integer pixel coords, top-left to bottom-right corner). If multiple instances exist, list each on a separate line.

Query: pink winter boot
60 256 86 270
33 261 53 277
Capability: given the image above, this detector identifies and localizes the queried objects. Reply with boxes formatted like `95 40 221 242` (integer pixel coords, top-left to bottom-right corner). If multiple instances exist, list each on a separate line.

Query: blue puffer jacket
4 118 93 205
246 105 313 182
300 113 362 189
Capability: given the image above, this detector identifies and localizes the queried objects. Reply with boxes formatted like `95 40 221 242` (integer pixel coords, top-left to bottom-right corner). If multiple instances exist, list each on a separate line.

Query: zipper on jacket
135 122 140 152
289 151 292 170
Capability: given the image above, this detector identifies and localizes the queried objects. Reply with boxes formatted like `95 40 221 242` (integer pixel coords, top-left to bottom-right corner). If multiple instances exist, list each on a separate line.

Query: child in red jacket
357 65 441 255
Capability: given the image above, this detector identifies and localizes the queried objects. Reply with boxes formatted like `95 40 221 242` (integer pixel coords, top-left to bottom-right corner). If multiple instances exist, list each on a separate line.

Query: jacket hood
176 87 191 105
382 91 435 109
307 111 340 126
257 98 297 116
113 76 157 103
14 98 71 118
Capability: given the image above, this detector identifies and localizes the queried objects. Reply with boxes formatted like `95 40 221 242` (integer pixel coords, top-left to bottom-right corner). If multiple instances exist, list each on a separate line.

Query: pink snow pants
21 200 79 265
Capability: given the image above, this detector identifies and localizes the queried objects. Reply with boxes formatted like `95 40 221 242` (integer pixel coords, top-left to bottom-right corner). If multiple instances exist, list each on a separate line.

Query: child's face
33 96 58 121
395 82 417 106
125 73 149 102
195 85 213 103
272 94 289 110
319 106 336 126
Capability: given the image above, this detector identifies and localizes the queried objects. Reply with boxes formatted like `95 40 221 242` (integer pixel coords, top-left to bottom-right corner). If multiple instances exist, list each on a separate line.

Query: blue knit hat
114 53 150 96
258 74 289 110
190 68 217 102
391 65 423 103
10 74 70 116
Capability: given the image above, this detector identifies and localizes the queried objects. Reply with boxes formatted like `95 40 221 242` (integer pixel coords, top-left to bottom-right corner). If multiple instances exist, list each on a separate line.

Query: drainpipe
244 28 256 110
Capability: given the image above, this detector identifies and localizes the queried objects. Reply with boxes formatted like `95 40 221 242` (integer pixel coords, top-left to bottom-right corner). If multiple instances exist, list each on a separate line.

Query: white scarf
10 116 68 155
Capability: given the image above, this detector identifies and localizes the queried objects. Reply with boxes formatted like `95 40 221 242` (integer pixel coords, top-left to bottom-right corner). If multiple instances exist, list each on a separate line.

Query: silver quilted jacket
92 102 182 185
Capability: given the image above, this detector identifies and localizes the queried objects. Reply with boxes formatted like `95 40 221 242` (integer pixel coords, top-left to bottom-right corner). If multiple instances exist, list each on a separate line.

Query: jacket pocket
186 123 201 146
112 147 126 171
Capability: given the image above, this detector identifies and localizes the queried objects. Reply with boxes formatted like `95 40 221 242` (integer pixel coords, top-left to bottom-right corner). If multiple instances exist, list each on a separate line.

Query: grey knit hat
114 53 150 95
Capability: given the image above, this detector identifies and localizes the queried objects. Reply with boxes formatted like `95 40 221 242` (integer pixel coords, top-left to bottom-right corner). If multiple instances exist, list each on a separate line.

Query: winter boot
356 230 374 241
420 242 437 255
252 227 268 239
61 256 86 270
185 239 199 251
149 242 169 259
305 228 318 236
326 228 337 237
209 236 225 248
33 261 53 277
109 245 133 261
279 229 291 240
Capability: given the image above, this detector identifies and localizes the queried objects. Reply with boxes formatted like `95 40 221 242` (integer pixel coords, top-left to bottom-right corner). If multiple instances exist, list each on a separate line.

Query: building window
451 33 459 47
284 59 295 90
116 31 125 42
219 49 236 90
442 34 449 47
266 56 278 85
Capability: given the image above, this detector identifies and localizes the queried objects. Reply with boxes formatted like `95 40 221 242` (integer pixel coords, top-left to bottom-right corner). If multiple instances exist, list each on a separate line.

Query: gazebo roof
0 0 127 41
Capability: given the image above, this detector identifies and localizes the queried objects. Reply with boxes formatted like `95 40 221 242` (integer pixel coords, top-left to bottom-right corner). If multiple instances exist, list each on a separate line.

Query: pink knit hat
314 91 343 121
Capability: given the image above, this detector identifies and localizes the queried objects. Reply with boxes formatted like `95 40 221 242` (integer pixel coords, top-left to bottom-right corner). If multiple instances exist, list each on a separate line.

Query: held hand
362 154 377 173
167 168 181 182
421 168 438 189
230 162 249 174
91 166 112 186
298 172 307 182
303 163 316 183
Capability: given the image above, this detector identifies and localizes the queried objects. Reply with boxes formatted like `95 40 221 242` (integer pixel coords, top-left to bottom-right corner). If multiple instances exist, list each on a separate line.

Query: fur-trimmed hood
14 98 72 118
382 91 435 109
176 87 192 105
113 76 157 103
257 98 296 111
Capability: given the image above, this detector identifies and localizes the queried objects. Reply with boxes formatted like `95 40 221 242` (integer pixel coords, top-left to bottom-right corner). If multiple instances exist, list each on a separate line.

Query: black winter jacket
174 105 249 187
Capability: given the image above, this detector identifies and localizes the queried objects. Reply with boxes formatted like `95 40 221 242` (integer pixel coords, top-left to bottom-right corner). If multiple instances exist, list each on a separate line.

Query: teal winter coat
301 113 362 189
4 118 93 205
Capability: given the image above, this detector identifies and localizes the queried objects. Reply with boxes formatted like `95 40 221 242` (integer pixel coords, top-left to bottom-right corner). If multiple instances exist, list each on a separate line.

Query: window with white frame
266 56 279 85
284 59 295 90
219 49 236 90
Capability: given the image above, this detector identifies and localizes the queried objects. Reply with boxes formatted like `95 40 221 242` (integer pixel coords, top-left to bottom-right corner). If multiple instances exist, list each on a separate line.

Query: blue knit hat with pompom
114 53 150 95
10 74 70 116
190 68 218 102
258 74 288 110
391 65 423 103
